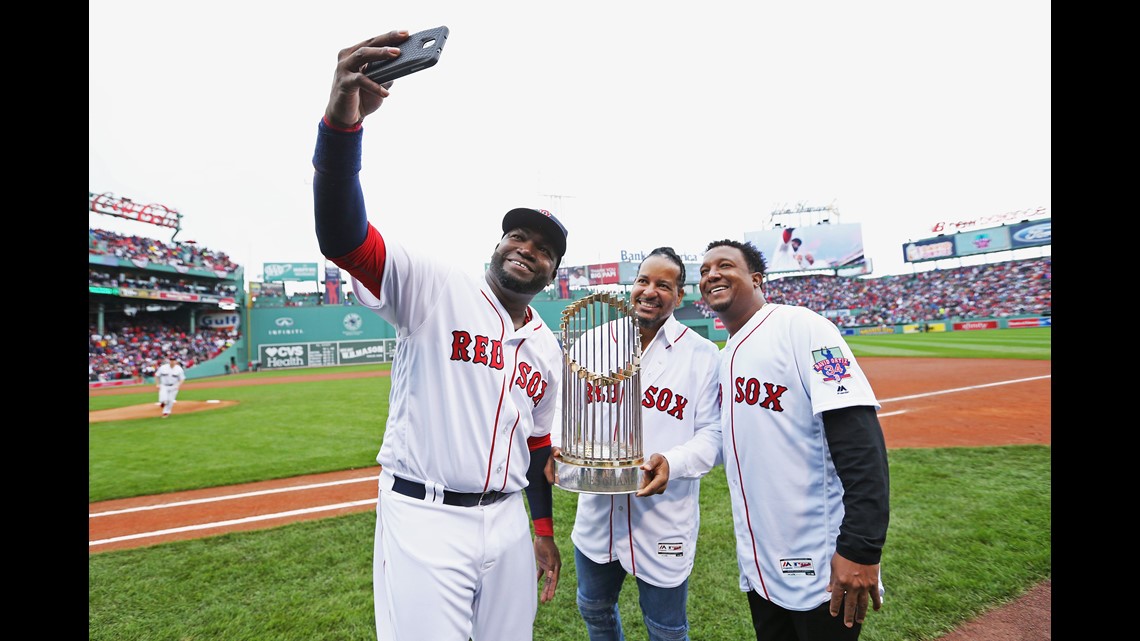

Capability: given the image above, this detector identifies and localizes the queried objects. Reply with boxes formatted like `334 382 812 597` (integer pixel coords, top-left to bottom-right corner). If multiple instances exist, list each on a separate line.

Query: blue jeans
574 546 690 641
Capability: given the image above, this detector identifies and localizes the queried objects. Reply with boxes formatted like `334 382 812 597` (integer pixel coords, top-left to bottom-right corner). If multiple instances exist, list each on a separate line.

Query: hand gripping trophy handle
553 291 643 494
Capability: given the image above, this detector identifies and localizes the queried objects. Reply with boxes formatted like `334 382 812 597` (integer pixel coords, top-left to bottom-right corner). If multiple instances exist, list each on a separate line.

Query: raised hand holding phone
364 26 449 85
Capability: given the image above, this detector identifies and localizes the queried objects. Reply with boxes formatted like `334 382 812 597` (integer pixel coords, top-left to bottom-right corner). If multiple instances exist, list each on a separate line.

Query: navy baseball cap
502 207 568 264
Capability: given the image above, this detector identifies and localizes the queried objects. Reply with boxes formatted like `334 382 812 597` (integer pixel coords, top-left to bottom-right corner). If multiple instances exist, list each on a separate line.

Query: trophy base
554 458 643 495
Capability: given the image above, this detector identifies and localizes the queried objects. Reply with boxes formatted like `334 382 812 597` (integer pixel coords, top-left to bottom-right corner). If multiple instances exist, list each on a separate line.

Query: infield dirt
90 358 1051 639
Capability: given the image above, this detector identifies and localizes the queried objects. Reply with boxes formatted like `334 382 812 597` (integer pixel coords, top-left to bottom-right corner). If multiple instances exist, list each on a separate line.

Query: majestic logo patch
812 346 852 394
779 557 816 576
657 541 684 557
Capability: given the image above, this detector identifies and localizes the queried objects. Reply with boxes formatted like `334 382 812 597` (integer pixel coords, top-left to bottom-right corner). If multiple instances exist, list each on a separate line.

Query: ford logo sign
275 317 295 327
1013 222 1050 243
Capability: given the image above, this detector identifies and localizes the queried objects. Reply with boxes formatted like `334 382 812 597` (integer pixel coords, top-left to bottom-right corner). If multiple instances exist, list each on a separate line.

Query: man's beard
705 295 731 313
489 250 550 296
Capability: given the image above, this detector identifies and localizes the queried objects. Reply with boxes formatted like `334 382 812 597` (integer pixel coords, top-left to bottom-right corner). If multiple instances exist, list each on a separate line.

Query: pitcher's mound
89 400 239 423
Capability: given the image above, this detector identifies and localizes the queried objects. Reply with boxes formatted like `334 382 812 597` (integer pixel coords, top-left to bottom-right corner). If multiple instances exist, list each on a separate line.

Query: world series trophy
553 291 644 494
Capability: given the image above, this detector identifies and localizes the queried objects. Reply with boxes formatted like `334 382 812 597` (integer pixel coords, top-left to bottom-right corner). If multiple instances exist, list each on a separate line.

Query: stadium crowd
89 321 240 382
690 256 1050 327
90 251 1048 381
89 226 245 382
89 228 240 274
89 268 240 298
250 290 357 307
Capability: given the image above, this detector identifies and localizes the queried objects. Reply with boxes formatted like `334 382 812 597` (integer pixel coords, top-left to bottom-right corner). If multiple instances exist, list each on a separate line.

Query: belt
391 475 511 507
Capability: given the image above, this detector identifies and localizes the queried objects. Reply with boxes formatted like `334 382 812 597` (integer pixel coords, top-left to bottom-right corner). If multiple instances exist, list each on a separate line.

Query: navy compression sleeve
313 119 369 257
525 436 554 537
823 405 890 565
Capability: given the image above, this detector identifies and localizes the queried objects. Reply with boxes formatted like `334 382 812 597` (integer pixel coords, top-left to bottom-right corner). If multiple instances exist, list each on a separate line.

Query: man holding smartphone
313 30 564 641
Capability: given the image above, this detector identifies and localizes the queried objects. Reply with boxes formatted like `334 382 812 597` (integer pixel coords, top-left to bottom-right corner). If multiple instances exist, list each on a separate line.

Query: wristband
321 114 363 133
533 517 554 538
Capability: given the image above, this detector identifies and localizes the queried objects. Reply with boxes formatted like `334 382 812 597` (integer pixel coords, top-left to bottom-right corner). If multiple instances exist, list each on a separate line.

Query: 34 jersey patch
812 346 852 393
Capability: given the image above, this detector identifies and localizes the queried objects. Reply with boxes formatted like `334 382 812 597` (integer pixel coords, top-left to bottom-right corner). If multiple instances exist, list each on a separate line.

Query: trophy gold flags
553 291 643 494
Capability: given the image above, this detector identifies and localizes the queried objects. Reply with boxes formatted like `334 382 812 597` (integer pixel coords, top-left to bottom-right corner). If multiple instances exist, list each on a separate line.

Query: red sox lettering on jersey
350 237 563 496
515 361 550 407
584 382 689 420
642 386 688 420
733 380 788 411
450 330 505 369
452 330 549 406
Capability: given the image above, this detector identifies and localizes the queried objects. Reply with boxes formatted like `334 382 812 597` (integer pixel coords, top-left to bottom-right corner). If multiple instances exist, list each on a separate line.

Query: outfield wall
242 302 1049 371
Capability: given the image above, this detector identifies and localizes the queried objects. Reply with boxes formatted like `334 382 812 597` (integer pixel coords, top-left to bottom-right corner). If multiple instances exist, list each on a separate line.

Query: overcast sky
89 1 1050 283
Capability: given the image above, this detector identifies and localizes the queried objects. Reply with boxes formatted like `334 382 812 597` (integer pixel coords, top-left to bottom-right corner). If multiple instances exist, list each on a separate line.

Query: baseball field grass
89 327 1051 640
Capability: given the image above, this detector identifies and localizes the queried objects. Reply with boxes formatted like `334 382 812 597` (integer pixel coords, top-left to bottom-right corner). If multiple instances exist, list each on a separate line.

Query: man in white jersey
312 30 564 641
546 247 721 641
769 228 814 273
698 239 889 641
155 356 185 418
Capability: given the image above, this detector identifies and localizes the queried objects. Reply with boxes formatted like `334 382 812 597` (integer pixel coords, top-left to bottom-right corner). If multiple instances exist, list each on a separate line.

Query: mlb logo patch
779 557 816 576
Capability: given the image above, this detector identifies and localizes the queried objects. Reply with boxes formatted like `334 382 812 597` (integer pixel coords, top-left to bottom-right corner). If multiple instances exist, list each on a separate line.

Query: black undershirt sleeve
823 405 890 565
312 120 369 258
524 445 554 526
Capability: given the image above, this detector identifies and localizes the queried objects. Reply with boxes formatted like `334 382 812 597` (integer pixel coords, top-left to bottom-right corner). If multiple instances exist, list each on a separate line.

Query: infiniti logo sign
275 317 295 327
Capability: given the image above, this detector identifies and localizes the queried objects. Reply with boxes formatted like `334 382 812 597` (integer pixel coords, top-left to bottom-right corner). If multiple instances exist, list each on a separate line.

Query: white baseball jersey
768 238 801 273
349 236 563 641
156 363 185 387
351 236 563 493
554 315 722 588
719 303 881 611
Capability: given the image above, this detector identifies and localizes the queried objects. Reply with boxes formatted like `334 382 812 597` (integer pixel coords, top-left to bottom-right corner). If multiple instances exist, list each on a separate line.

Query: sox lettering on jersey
514 362 549 407
582 383 690 421
732 378 788 412
450 330 550 407
642 386 688 421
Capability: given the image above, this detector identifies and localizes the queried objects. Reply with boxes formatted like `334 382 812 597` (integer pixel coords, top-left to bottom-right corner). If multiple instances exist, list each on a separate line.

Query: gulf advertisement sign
200 312 242 330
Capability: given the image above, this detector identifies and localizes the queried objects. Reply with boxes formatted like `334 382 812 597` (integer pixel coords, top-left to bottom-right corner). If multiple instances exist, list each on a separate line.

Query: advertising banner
743 223 866 274
252 281 285 296
1007 317 1050 328
323 265 343 305
953 320 1000 331
556 267 572 298
259 338 398 369
1009 218 1051 249
855 326 897 335
263 262 319 282
260 344 309 368
200 312 241 330
954 227 1012 257
587 262 622 285
903 237 957 263
338 339 397 364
